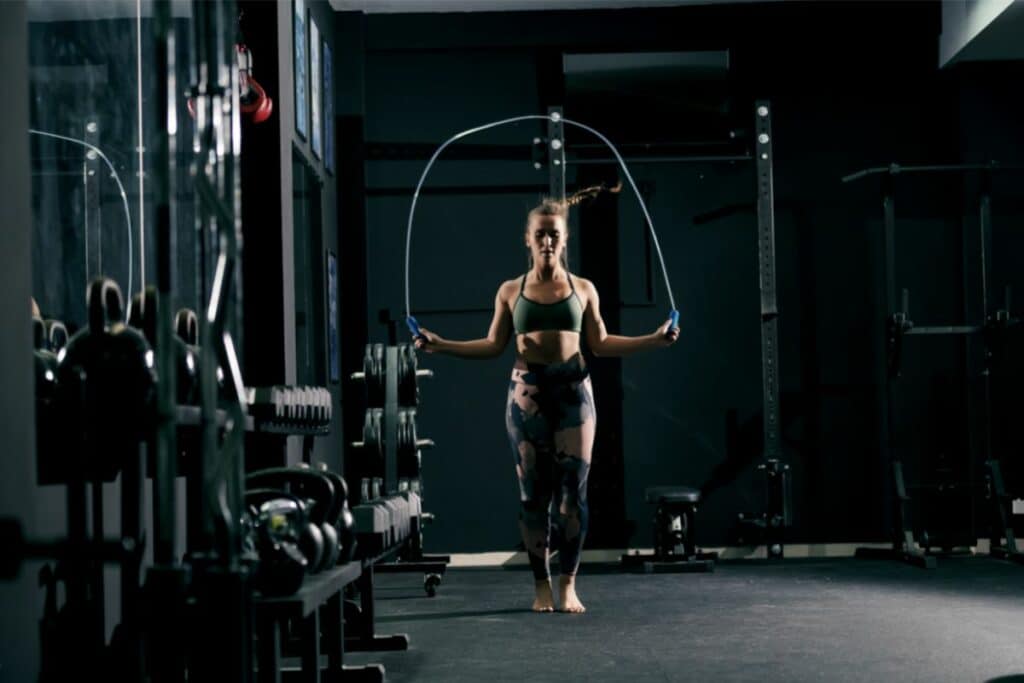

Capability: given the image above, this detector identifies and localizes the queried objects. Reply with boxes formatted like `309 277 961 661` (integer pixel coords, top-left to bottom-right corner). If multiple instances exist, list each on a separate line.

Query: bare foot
533 579 555 612
558 575 586 614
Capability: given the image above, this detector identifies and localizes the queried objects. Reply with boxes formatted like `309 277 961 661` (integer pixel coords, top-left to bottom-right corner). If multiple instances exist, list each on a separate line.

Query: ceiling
328 0 762 13
939 0 1024 66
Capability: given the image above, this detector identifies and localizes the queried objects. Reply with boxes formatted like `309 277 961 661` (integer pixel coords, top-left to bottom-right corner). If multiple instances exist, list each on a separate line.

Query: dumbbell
312 388 323 424
323 388 333 424
380 494 411 546
293 387 305 422
296 387 306 423
246 468 341 572
316 388 330 425
57 278 156 481
301 387 313 423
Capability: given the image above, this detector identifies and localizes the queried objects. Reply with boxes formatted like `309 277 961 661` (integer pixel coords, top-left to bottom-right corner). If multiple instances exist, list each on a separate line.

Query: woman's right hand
413 327 443 354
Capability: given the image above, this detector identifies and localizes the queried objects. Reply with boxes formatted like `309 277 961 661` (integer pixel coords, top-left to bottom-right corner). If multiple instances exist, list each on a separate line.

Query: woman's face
526 215 567 268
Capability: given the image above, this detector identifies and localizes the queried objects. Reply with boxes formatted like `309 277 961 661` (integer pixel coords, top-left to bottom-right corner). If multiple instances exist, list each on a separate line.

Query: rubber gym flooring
345 558 1024 682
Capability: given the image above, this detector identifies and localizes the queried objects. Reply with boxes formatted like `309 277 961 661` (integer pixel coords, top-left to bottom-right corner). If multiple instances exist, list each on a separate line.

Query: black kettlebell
296 464 342 569
33 317 58 393
130 289 198 405
56 278 156 481
317 464 357 563
174 308 198 346
244 499 308 596
175 307 225 394
247 468 339 572
33 317 62 479
245 488 324 573
44 319 68 354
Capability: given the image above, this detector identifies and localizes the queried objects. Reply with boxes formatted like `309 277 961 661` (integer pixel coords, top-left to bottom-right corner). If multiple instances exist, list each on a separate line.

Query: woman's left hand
654 319 680 347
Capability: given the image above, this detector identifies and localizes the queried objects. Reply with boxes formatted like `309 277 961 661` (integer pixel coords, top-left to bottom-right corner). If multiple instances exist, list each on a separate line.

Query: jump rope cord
29 129 135 321
403 114 676 328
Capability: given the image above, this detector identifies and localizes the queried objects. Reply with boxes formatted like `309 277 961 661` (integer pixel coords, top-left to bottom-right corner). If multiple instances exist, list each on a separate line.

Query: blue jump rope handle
666 310 679 337
406 315 425 341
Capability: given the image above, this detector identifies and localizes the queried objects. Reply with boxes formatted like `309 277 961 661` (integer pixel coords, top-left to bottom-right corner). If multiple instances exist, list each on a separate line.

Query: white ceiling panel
329 0 764 13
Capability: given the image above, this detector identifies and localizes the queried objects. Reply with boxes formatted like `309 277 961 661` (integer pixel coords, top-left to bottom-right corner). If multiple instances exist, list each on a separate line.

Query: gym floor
346 559 1024 682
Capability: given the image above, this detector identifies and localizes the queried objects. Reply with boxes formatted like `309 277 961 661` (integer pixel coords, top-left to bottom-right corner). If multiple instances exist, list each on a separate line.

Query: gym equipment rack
845 162 1024 569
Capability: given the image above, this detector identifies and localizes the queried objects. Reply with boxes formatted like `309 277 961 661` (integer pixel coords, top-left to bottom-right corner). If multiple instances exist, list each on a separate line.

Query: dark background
340 2 1024 553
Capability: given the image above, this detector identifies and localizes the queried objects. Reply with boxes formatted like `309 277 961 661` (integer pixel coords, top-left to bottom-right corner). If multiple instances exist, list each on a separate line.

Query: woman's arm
414 282 514 359
581 279 678 357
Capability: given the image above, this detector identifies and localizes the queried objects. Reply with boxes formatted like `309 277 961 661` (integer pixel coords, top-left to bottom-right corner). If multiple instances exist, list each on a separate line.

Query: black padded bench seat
622 484 715 573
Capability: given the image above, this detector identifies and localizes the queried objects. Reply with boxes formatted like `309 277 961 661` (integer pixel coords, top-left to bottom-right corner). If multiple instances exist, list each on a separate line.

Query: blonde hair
525 181 622 270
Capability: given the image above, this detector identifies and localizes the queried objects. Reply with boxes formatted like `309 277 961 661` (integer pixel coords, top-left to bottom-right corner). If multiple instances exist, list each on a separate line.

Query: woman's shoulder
497 276 525 300
569 274 596 294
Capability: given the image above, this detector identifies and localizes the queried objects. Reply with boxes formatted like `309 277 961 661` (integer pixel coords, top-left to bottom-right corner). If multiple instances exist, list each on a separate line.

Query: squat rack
544 101 790 558
844 161 1024 569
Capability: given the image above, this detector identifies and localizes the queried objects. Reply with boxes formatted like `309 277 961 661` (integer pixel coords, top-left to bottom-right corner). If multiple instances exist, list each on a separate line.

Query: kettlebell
32 317 58 394
245 500 307 596
56 278 156 481
316 464 357 563
247 467 340 572
130 289 198 405
33 317 63 481
44 320 68 354
297 464 341 568
246 488 324 574
174 307 225 394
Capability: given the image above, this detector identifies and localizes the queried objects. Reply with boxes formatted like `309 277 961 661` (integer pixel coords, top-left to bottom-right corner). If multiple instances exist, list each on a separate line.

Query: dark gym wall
334 11 371 497
241 0 343 471
344 2 1022 553
363 47 547 552
310 0 342 471
0 3 39 678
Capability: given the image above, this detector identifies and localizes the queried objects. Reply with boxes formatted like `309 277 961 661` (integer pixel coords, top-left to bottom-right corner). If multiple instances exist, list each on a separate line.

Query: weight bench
621 486 716 573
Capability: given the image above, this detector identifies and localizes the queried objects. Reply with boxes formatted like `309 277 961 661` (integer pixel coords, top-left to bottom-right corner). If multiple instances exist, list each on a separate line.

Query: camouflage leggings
505 354 596 580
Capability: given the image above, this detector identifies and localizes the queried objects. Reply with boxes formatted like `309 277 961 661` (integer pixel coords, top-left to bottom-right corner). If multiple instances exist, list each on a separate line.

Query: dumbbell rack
254 563 382 683
237 392 395 683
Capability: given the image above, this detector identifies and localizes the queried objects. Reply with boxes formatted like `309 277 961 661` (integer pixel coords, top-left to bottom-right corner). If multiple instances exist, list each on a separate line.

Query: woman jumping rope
414 185 679 613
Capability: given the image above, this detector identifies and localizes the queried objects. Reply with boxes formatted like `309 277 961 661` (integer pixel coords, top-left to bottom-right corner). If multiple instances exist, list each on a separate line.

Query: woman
414 186 678 613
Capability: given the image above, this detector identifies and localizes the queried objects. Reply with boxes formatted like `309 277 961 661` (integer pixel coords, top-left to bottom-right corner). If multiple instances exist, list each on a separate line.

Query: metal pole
754 100 787 559
152 0 178 569
754 101 780 461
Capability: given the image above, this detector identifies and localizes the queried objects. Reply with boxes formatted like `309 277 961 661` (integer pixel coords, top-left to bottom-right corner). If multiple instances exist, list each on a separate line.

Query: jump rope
403 113 678 341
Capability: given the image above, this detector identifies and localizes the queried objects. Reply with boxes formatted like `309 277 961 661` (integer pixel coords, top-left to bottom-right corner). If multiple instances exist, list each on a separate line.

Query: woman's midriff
515 330 581 365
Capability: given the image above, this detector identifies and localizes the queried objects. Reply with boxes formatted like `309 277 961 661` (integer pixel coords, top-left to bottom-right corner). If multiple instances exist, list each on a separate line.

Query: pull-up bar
842 161 1024 184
